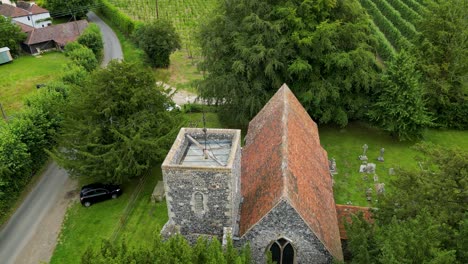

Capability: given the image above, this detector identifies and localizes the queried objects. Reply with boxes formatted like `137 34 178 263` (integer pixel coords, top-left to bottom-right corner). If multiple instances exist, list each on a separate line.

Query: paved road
87 11 123 66
0 163 68 264
0 13 123 264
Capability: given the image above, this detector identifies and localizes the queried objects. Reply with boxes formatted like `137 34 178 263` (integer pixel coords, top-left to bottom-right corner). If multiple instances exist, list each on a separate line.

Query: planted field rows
360 0 429 59
109 0 217 52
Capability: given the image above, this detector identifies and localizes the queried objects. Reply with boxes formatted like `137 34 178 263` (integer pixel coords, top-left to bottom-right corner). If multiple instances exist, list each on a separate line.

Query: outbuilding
0 47 13 64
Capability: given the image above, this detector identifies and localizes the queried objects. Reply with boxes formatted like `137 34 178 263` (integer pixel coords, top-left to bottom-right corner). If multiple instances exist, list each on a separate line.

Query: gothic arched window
268 238 295 264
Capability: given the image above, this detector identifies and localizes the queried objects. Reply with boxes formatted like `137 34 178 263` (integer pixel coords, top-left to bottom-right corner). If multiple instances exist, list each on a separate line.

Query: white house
0 1 51 28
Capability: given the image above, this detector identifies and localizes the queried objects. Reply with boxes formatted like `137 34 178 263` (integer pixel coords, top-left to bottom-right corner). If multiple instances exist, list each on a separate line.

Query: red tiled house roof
240 84 343 260
25 20 88 45
0 3 29 17
335 204 373 239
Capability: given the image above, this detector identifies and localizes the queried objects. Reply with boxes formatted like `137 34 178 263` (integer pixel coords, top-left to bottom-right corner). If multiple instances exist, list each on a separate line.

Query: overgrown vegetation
81 234 251 264
346 144 467 263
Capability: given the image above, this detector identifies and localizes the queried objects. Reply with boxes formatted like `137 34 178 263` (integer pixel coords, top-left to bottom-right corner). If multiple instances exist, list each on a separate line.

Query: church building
161 84 355 263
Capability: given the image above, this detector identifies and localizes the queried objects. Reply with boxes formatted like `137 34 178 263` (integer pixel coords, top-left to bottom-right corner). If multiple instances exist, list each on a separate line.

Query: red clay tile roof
0 3 29 17
335 204 373 239
25 20 88 45
240 84 343 260
14 21 34 33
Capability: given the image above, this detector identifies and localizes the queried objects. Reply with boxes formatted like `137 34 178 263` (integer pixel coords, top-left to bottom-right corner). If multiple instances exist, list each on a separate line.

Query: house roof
335 204 373 239
25 20 88 45
0 3 29 17
14 21 34 33
15 1 49 15
240 84 343 260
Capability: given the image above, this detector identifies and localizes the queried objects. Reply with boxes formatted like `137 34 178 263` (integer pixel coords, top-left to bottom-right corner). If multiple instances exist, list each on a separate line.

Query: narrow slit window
194 192 204 212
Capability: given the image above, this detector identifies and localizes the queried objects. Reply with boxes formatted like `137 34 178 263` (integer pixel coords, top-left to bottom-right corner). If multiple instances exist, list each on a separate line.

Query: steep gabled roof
0 3 29 17
240 84 343 260
335 204 373 239
25 20 88 45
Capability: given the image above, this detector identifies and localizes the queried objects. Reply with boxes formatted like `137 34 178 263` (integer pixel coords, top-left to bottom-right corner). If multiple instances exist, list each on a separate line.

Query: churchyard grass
320 122 468 206
0 52 69 117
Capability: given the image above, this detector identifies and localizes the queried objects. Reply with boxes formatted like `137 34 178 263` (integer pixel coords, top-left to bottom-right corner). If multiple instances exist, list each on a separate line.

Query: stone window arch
267 237 295 264
192 191 206 214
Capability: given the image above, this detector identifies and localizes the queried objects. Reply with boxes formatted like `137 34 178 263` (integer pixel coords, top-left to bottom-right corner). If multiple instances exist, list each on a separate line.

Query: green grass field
321 123 468 205
109 0 217 53
0 52 69 117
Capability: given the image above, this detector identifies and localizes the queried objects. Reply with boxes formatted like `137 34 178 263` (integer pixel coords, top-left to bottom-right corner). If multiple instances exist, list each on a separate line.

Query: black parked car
80 183 122 207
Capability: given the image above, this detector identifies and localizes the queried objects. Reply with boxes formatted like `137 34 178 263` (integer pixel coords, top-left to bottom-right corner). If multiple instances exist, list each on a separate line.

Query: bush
66 46 98 72
132 20 181 68
77 23 104 60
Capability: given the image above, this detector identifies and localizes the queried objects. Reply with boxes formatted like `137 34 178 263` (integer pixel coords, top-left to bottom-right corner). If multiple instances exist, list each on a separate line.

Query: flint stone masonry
161 128 241 238
238 199 333 264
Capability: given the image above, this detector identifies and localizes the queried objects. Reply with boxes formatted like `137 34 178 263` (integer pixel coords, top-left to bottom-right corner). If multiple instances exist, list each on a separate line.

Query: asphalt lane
0 162 68 264
0 12 123 264
87 11 123 66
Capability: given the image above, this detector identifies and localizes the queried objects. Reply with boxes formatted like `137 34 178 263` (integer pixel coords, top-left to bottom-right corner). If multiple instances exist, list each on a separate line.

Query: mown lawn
0 52 69 117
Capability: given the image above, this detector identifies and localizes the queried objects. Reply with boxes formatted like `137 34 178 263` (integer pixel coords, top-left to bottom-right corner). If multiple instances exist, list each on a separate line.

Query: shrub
77 23 104 60
132 20 181 68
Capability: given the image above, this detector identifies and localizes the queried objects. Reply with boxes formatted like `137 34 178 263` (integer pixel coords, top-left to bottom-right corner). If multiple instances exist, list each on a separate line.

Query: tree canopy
198 0 380 126
0 16 27 56
45 0 95 18
346 144 468 263
132 20 181 68
368 50 432 141
53 61 183 183
417 0 468 129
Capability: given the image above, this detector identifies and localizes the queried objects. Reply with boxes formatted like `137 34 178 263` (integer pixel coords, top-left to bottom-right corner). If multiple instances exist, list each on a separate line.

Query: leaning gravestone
388 168 395 175
151 181 165 203
329 158 338 175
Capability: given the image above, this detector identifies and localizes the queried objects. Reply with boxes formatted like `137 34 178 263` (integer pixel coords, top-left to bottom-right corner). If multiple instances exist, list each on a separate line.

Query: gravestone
359 163 376 174
388 168 395 175
359 144 369 161
377 148 385 162
151 181 165 203
375 183 385 195
329 158 338 175
373 174 379 182
366 188 373 202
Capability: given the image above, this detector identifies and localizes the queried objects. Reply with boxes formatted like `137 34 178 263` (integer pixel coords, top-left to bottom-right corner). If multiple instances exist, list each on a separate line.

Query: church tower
161 128 241 240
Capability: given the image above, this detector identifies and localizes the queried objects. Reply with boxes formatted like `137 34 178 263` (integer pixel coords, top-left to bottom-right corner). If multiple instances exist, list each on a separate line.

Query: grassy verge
0 52 69 117
154 50 203 93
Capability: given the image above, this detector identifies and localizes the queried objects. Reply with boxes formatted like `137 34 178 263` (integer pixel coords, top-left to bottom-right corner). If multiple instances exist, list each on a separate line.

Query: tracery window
268 238 295 264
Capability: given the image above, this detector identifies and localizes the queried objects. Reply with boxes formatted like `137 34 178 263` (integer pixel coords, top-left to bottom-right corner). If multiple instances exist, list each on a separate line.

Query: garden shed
0 47 13 64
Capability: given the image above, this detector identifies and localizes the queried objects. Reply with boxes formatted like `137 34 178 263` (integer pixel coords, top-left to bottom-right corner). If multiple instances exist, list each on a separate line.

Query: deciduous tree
46 0 95 19
0 16 26 56
132 20 181 68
